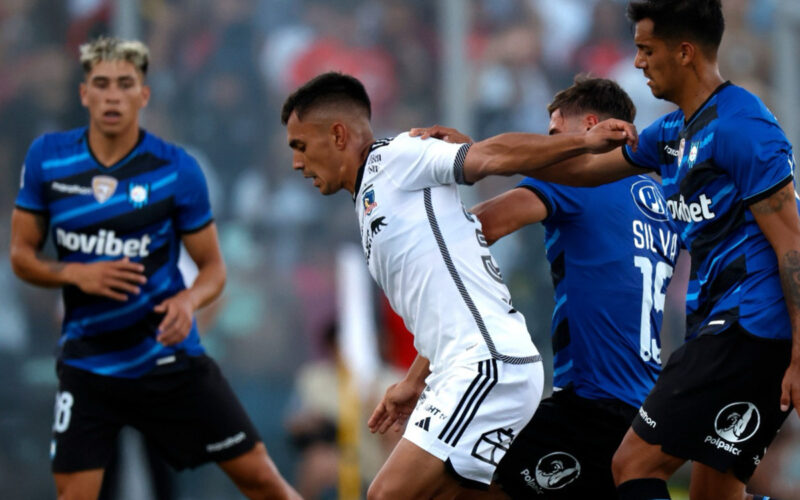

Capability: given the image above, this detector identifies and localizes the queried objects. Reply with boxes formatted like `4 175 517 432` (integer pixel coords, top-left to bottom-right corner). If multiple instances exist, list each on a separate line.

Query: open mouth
102 110 122 121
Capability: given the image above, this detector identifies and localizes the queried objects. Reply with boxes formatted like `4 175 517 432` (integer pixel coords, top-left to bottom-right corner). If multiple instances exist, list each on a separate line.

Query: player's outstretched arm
154 223 225 346
411 121 642 186
10 208 146 300
750 182 800 416
368 355 430 434
471 188 548 246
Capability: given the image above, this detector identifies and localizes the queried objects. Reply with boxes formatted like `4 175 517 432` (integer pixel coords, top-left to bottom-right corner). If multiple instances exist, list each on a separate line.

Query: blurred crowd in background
1 0 798 498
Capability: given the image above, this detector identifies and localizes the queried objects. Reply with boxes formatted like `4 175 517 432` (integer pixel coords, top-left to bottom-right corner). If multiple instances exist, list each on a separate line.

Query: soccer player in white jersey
280 72 637 499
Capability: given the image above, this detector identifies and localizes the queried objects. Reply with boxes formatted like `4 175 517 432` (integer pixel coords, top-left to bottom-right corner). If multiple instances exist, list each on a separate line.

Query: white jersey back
354 133 539 371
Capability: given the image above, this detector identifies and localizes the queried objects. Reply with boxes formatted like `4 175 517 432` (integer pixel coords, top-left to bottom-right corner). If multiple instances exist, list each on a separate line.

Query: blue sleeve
715 116 794 205
517 177 582 223
174 151 213 232
15 136 47 212
623 118 663 175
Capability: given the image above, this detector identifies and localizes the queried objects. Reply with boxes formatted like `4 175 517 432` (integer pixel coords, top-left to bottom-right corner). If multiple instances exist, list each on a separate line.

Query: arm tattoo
751 187 795 215
780 250 800 309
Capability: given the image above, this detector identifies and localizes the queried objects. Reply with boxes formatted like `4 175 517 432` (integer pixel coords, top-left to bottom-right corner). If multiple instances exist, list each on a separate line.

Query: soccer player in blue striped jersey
10 37 299 499
413 77 682 499
413 1 799 499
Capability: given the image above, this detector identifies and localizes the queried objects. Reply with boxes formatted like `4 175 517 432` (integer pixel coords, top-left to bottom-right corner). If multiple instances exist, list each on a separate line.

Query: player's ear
79 82 89 107
140 84 151 109
331 122 348 150
584 114 599 130
678 42 695 66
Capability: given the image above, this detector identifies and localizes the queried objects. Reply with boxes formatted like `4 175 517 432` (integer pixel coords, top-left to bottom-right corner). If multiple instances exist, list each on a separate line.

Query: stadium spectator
9 36 300 500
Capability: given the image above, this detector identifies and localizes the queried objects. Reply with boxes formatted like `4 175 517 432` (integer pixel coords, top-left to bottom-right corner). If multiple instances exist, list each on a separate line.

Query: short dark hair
548 76 636 123
280 72 371 125
627 0 724 53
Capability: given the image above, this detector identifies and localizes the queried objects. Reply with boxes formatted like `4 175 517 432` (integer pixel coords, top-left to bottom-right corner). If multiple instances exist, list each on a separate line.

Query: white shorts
403 358 544 487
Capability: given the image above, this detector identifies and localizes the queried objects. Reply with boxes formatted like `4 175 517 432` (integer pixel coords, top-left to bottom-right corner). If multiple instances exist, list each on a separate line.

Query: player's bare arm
368 355 430 435
411 120 642 185
154 222 225 346
750 183 800 416
10 208 146 301
471 188 548 246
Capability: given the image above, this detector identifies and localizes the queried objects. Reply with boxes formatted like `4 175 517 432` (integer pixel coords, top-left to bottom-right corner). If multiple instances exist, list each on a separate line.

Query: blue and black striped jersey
624 82 796 341
16 127 212 377
518 175 679 407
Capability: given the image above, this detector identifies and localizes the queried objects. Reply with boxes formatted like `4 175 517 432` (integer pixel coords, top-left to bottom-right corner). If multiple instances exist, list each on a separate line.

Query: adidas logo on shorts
415 417 431 431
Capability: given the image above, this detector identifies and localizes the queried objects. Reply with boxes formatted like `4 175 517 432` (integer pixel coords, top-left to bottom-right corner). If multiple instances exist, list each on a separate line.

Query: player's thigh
496 394 632 499
51 363 123 474
53 469 104 500
368 437 457 500
135 355 262 470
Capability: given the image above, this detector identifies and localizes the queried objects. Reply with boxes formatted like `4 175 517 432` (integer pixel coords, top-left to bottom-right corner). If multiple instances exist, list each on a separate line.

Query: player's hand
153 290 195 346
585 118 638 153
409 124 473 144
780 359 800 416
70 257 147 301
367 380 424 434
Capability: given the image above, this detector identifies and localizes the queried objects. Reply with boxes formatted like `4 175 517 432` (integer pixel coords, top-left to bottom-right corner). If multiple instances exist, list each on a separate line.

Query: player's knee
367 475 402 500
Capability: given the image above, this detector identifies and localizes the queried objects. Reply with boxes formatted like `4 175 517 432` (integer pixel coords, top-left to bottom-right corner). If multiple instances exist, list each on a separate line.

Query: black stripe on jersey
73 197 174 236
61 241 171 310
686 255 745 332
681 105 718 140
550 251 565 288
423 188 541 365
678 161 721 197
687 206 746 268
45 153 170 203
658 139 682 165
451 360 499 446
453 144 473 185
552 318 570 356
60 312 162 359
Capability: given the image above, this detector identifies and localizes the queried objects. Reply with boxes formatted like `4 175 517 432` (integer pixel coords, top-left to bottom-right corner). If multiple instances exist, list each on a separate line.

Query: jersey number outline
53 391 74 433
634 257 672 364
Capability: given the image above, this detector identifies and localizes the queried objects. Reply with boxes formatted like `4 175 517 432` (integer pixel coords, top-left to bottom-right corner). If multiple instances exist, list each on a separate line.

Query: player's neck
87 122 141 167
344 137 375 195
676 66 725 121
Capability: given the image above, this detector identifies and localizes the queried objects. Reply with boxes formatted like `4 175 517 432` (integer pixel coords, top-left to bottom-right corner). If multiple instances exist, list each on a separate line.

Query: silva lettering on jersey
666 194 716 223
632 221 679 262
56 228 151 257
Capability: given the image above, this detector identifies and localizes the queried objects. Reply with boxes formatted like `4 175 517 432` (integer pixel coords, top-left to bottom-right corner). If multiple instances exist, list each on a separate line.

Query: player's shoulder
31 126 86 154
140 130 199 167
716 83 773 121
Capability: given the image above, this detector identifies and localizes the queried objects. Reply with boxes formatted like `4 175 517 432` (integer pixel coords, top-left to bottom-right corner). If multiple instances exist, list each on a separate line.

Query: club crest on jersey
92 175 118 203
688 142 700 168
677 138 686 167
363 189 378 215
128 183 149 208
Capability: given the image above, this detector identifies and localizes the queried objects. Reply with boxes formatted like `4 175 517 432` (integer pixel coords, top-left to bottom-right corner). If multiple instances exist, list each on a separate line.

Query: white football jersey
354 133 539 371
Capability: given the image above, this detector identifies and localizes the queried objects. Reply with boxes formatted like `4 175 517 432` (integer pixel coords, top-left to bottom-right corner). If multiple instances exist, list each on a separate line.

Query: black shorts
631 324 792 483
51 355 261 473
494 388 637 499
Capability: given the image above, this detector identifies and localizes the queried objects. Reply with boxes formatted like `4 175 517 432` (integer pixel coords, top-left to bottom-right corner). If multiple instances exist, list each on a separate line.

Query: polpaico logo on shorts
714 402 760 443
532 452 581 491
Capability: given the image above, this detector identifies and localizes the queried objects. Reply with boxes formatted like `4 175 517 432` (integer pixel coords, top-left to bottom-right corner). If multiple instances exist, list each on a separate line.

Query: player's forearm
464 132 590 183
404 354 431 392
777 249 800 362
9 248 77 288
471 199 519 246
185 259 226 311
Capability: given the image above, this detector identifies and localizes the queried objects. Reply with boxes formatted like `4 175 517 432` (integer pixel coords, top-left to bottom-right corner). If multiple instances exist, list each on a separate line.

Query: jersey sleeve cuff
178 218 214 234
622 146 656 172
14 203 48 215
516 185 553 219
744 175 793 206
453 143 473 185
